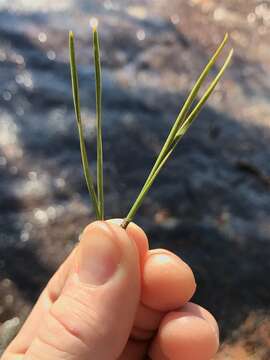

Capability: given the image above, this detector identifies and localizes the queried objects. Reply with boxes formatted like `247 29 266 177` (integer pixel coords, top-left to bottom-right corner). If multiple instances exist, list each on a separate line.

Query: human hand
3 220 219 359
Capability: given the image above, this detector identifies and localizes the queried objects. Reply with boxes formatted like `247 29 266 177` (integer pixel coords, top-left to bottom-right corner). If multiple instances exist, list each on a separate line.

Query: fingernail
78 224 121 285
107 219 123 226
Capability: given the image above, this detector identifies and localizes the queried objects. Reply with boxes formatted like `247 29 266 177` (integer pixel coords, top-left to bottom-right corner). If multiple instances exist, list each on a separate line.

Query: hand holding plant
2 25 231 360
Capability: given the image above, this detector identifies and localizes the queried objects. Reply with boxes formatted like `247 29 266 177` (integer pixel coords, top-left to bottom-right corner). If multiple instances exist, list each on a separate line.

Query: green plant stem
93 26 104 219
121 46 233 229
69 31 100 219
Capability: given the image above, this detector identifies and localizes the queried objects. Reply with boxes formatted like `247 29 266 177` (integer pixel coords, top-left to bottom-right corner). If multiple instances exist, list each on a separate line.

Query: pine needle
138 33 228 187
92 25 104 220
121 43 233 229
69 27 233 228
69 31 100 219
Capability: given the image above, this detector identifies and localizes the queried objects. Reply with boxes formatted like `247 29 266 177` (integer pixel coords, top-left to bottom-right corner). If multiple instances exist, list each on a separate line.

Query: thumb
25 221 141 360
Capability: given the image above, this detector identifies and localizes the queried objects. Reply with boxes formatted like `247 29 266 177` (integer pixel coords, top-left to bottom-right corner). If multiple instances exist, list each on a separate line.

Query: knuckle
50 291 106 345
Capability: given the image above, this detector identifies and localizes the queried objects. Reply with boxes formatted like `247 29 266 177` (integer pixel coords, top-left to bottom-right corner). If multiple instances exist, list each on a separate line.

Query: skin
2 220 219 360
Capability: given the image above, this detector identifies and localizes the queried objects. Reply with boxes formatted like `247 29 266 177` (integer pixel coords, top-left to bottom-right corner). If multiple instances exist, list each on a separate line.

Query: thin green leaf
69 31 100 219
92 26 104 220
121 47 233 229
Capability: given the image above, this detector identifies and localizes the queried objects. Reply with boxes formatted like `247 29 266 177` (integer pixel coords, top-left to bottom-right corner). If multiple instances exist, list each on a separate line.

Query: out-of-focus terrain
0 0 270 358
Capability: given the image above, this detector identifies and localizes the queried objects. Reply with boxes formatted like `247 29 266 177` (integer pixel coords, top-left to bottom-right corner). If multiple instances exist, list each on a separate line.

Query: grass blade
69 31 100 219
92 25 104 220
121 47 233 229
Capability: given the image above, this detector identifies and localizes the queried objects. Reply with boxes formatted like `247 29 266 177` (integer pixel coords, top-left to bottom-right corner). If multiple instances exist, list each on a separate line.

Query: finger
128 249 196 343
107 219 149 271
5 249 76 354
181 302 219 337
125 222 149 268
141 249 196 311
120 306 160 360
1 354 24 360
118 339 149 360
7 220 148 355
149 303 219 360
7 221 141 360
133 303 165 334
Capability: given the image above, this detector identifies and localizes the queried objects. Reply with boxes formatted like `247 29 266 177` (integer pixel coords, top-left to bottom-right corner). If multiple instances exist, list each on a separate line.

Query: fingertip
82 220 112 239
142 250 196 311
106 219 149 268
79 220 140 285
125 222 149 259
158 311 219 360
181 302 219 339
82 220 131 251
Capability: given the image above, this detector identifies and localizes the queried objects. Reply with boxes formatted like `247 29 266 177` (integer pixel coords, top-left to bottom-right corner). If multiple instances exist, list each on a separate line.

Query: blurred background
0 0 269 358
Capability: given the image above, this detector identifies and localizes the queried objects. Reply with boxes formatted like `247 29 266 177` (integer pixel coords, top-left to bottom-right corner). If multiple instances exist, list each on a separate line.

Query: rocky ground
0 0 270 358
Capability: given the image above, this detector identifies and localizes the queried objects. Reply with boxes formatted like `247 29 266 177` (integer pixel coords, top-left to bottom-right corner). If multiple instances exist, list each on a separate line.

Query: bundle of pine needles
69 25 233 229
